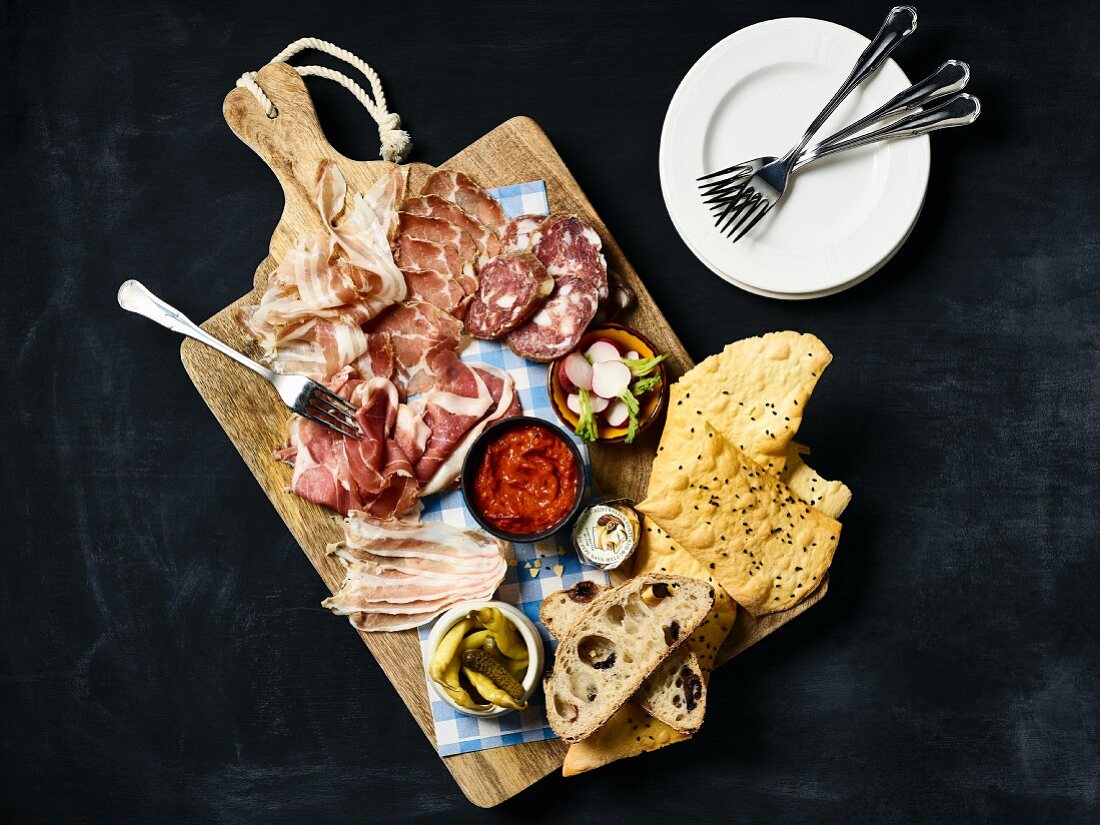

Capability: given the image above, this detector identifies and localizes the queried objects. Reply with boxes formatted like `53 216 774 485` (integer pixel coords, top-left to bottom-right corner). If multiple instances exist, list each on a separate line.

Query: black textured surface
3 0 1099 822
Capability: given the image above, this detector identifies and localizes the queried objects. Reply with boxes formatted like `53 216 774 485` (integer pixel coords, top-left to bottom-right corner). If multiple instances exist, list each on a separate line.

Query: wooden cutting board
181 61 825 807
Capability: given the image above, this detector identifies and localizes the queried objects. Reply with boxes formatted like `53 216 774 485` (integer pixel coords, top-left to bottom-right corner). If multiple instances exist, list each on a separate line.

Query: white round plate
659 17 930 298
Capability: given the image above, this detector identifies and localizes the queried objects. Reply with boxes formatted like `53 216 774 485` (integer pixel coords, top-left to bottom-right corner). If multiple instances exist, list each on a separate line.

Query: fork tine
718 187 756 233
312 383 357 417
713 182 754 227
697 163 751 182
731 201 773 243
307 396 361 433
725 192 765 237
299 408 362 440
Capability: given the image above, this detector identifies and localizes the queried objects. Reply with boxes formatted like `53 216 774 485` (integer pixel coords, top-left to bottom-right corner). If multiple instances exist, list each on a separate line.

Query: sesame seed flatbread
638 422 840 616
668 331 831 474
781 443 852 520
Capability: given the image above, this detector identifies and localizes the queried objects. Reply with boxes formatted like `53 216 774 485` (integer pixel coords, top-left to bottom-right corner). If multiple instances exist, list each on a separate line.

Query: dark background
3 0 1098 822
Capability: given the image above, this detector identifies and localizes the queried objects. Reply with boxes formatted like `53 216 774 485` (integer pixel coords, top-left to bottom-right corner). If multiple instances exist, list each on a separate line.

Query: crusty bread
540 582 707 735
544 574 714 743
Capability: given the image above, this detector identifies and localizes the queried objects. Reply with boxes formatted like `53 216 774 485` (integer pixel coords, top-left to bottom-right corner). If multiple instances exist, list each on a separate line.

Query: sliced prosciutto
419 363 521 495
403 194 503 265
322 513 509 632
277 373 422 518
414 348 495 484
367 301 463 395
420 170 509 235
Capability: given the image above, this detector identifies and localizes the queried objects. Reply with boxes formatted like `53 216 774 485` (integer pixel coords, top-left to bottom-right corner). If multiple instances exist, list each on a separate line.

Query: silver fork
117 279 363 440
701 57 969 213
699 5 919 242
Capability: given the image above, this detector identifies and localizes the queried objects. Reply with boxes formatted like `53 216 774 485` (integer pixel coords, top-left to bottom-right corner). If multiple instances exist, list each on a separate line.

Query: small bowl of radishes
548 323 669 444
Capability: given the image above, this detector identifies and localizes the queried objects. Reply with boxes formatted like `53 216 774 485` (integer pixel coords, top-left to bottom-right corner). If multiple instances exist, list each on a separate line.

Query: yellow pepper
429 618 475 688
475 608 527 659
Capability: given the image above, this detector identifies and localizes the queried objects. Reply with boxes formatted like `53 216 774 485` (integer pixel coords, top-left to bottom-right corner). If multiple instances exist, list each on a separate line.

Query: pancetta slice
323 513 508 632
420 170 509 235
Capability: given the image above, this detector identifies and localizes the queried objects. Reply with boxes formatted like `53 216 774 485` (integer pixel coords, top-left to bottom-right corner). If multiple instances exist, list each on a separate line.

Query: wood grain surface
181 61 822 807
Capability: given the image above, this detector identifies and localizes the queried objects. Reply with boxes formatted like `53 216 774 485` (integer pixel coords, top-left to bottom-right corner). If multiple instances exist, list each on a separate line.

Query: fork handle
797 93 980 167
784 6 918 163
117 279 275 381
814 59 969 149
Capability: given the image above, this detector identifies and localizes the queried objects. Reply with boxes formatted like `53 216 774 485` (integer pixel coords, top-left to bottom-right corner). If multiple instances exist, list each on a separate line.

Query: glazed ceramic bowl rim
547 322 670 443
423 599 545 718
460 415 586 543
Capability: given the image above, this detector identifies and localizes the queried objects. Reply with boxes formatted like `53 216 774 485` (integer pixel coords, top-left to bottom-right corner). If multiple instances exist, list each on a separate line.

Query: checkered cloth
416 181 610 756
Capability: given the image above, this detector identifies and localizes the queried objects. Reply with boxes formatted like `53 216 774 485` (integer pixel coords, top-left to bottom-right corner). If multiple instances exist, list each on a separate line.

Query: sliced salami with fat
466 252 554 340
502 214 546 252
532 214 609 300
506 276 599 362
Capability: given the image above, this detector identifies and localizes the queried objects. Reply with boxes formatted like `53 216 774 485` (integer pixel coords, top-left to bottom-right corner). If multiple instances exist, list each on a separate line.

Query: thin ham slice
397 213 480 264
279 375 421 518
323 513 508 632
394 235 477 296
367 301 463 396
420 170 509 235
403 194 503 265
414 349 495 484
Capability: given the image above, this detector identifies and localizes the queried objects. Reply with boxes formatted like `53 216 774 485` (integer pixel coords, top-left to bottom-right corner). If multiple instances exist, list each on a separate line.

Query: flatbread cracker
781 443 852 519
639 422 840 616
562 700 689 777
669 332 831 473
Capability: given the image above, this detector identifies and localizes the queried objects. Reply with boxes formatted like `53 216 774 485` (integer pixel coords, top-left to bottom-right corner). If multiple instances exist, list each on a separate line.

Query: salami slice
506 276 599 362
466 252 554 340
502 214 546 253
531 214 609 300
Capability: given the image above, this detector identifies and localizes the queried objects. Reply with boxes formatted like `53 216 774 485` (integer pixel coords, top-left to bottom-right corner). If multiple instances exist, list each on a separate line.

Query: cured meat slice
506 276 599 363
466 252 554 340
323 513 508 632
403 194 503 265
532 214 609 300
315 161 407 308
414 349 495 484
280 375 420 518
394 235 478 296
401 269 469 318
397 213 479 263
358 167 407 241
353 331 395 382
502 214 546 253
419 363 521 496
420 170 509 235
368 301 463 395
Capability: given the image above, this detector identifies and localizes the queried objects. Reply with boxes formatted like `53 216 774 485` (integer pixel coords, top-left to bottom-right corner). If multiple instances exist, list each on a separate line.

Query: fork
699 5 919 242
117 279 363 440
701 57 969 213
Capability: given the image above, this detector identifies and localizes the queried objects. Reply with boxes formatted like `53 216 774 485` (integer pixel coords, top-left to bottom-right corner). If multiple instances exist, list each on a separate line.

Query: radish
586 339 622 364
589 394 610 413
567 393 582 415
559 351 593 393
605 399 630 428
624 350 640 361
591 359 632 399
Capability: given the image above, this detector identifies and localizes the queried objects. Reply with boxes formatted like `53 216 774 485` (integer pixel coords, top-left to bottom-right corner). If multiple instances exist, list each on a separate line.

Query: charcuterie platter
181 61 841 807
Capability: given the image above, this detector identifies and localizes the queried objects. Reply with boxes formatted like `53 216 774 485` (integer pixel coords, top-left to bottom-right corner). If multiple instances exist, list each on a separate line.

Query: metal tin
571 498 640 570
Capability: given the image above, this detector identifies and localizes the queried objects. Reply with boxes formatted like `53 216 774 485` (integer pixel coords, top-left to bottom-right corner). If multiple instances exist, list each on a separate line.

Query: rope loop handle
236 37 412 163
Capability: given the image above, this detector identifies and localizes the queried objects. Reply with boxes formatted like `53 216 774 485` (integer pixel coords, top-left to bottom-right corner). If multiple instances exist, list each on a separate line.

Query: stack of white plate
659 17 930 299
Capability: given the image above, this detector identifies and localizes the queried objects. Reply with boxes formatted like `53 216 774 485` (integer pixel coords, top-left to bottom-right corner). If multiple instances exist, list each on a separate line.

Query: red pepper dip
473 424 579 535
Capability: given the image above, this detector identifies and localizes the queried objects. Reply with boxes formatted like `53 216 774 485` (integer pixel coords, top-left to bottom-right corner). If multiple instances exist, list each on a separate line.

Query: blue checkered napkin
416 181 611 757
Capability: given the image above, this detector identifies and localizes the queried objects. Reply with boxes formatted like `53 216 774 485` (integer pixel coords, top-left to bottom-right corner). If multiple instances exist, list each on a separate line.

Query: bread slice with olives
540 581 708 735
543 574 714 743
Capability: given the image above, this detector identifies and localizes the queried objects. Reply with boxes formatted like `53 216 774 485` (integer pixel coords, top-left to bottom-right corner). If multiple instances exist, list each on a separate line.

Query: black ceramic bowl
460 415 587 543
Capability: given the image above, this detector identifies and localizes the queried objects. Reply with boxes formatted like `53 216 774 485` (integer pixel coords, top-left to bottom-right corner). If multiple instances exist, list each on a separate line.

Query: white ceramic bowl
423 600 545 718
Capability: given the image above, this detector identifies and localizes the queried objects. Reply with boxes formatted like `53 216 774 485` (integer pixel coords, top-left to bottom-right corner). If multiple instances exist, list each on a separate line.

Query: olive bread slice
540 582 707 735
544 574 714 743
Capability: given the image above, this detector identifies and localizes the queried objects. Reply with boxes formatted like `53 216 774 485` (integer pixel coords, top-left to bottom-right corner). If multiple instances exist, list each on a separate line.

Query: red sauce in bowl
472 425 579 536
